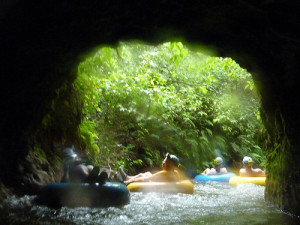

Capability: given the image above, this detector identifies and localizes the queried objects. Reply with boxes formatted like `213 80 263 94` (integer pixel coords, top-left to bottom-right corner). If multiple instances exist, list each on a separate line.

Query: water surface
0 182 299 224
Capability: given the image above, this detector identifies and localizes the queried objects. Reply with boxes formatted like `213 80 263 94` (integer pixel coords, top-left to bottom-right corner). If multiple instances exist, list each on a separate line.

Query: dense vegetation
75 42 265 174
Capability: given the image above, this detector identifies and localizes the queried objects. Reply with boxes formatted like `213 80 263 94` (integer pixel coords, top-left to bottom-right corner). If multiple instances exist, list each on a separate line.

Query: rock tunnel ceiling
0 0 299 216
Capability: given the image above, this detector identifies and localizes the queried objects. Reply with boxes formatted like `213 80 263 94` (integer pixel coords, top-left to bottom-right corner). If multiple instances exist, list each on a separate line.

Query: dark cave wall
263 109 300 215
0 0 299 215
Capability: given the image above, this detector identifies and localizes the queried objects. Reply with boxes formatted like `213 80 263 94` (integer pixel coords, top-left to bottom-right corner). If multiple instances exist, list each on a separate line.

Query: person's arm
253 168 266 177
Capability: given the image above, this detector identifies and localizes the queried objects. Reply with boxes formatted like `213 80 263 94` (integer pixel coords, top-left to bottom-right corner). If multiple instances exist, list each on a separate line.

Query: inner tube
35 182 130 208
127 180 194 194
229 176 266 186
194 172 236 182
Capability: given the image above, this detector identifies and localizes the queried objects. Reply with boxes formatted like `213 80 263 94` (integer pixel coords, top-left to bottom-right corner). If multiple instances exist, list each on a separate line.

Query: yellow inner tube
127 180 194 194
229 176 266 186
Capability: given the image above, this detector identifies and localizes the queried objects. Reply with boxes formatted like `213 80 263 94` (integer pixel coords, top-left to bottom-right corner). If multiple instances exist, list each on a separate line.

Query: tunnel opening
0 0 299 218
69 40 266 175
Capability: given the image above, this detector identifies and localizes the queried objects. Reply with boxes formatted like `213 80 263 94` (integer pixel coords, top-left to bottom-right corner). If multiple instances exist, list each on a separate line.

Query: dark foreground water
1 182 299 225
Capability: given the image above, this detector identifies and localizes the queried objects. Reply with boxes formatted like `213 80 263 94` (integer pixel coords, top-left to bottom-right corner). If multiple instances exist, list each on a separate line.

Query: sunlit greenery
75 41 265 173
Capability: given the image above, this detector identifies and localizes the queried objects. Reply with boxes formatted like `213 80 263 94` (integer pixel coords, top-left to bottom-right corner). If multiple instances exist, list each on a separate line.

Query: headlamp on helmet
243 156 253 166
63 146 81 165
214 157 223 166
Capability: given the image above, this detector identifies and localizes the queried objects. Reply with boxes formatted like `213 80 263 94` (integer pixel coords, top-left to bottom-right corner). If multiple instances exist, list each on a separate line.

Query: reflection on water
0 182 299 225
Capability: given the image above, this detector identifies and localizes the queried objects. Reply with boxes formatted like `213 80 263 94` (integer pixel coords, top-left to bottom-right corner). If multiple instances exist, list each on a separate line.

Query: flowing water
1 182 299 225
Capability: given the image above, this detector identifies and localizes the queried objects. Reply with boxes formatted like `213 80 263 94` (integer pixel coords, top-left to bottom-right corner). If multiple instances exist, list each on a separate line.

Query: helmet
214 157 223 166
243 156 253 166
63 146 81 164
165 153 180 167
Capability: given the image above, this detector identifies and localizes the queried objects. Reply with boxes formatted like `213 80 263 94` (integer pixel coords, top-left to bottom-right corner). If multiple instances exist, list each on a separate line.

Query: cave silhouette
0 0 299 216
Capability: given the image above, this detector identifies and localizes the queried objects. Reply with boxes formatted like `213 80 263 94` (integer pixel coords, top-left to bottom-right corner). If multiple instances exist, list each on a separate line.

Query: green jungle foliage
75 42 265 173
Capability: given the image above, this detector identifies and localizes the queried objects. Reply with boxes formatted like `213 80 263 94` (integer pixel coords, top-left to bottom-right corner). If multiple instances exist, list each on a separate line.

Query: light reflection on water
0 182 299 225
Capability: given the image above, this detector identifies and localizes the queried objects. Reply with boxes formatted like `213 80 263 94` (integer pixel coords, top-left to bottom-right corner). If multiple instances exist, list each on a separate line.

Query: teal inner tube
194 172 236 182
35 182 130 208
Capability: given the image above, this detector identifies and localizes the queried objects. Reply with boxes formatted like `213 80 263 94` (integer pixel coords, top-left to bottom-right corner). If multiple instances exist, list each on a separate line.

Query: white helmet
243 156 253 166
214 157 223 166
63 146 81 164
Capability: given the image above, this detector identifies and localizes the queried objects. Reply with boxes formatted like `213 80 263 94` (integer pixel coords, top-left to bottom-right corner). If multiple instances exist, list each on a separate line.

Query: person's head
162 153 180 171
63 146 81 165
214 157 223 166
214 157 223 172
242 156 253 168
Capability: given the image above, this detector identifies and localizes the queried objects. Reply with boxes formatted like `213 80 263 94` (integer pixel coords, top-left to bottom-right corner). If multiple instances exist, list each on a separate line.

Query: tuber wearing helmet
214 157 223 166
165 153 180 167
242 156 253 166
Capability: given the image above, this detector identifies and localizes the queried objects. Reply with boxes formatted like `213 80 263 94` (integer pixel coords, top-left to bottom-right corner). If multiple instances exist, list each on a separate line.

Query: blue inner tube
194 172 236 182
35 182 130 208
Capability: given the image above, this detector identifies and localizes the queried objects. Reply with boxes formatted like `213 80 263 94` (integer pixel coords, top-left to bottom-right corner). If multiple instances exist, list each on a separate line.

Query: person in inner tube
119 153 187 185
60 146 108 183
202 157 228 175
239 156 265 177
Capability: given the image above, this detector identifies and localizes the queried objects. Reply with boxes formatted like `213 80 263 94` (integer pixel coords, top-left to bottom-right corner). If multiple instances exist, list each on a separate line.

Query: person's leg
85 165 100 183
208 168 217 175
108 170 123 182
96 171 109 184
119 167 153 181
143 172 152 177
123 172 153 185
123 172 152 180
119 167 129 180
130 172 152 179
202 168 210 175
87 165 94 173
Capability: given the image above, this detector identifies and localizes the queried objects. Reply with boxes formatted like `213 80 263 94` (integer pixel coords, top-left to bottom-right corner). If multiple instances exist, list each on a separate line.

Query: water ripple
0 182 299 225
